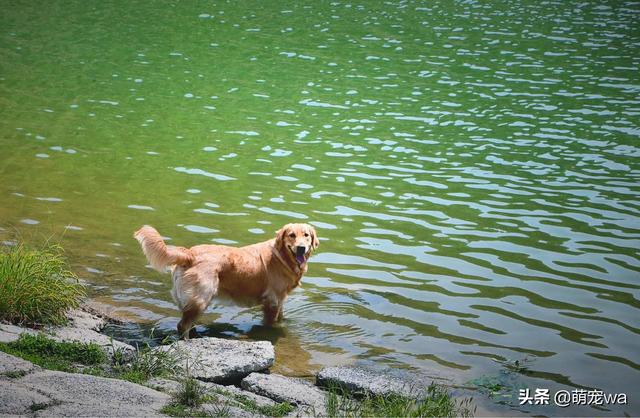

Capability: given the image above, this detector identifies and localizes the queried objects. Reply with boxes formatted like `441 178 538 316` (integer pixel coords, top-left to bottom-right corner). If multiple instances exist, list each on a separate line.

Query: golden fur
134 223 319 338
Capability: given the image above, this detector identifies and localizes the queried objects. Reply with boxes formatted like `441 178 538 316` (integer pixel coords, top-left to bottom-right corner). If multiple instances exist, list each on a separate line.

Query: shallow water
1 0 639 415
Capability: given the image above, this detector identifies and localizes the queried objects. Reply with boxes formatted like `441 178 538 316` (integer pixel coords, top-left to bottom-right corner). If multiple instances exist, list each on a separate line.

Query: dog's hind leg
178 301 207 339
174 264 219 339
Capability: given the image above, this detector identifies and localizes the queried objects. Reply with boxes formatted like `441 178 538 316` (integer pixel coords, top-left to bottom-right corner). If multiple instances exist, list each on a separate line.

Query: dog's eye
304 233 309 237
289 233 296 238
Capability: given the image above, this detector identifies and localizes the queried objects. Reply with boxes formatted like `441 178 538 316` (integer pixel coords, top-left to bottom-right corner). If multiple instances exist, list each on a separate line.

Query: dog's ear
309 225 319 250
275 225 289 248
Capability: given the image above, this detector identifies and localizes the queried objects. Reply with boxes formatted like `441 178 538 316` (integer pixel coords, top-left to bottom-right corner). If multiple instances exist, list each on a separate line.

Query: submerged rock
154 337 274 383
66 308 107 331
80 301 132 325
241 372 326 415
316 366 418 398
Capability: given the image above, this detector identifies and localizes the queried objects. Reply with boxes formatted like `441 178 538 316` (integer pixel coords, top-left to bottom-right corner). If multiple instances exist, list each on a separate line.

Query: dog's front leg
276 304 284 321
261 293 282 326
276 294 288 321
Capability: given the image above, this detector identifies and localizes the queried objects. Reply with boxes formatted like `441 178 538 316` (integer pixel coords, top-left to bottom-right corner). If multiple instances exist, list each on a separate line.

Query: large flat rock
18 370 170 408
0 379 53 415
0 351 39 376
34 402 165 417
155 337 274 383
1 369 168 417
316 366 417 398
241 372 326 415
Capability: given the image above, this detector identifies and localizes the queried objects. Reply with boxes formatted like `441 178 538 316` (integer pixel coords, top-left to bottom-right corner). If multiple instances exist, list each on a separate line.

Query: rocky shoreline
0 306 432 417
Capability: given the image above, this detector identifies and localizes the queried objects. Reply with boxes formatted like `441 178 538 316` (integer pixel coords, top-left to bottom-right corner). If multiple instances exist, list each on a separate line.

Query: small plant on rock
161 376 212 417
324 381 475 418
176 377 207 408
112 341 182 383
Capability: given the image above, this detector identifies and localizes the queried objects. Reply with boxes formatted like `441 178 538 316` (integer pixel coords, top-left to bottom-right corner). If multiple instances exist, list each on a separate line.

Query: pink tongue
296 254 306 264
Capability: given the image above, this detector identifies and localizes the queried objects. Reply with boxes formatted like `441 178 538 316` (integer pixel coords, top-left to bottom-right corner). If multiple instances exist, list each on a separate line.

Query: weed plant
324 382 475 418
111 340 182 383
0 243 84 325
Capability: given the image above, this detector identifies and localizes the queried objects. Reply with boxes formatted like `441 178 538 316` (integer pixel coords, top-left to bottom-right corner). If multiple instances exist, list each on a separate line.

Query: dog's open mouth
291 246 307 265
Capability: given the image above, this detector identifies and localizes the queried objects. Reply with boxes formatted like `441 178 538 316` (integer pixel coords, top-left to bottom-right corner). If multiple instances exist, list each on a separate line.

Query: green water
1 0 639 415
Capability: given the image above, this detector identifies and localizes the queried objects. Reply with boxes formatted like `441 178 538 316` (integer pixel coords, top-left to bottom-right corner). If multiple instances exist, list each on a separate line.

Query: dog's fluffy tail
133 225 194 272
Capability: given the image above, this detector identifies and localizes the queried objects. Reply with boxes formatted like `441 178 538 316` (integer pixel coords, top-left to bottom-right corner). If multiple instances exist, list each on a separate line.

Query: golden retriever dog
134 223 319 338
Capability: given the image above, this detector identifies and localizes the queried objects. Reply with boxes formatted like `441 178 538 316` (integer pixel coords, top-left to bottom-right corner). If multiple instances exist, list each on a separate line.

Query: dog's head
275 223 319 266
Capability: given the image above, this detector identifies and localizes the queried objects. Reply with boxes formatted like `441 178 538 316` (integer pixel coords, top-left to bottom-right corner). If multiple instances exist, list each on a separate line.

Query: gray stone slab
0 323 38 344
80 300 132 324
0 379 52 415
51 326 135 359
316 366 417 398
203 381 278 408
0 351 39 376
146 377 182 394
18 370 170 408
155 337 274 383
65 309 106 331
241 372 326 415
34 402 165 417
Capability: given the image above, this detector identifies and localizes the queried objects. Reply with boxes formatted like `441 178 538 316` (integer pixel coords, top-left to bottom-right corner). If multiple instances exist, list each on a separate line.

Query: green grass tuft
175 377 207 408
203 402 231 417
29 402 50 412
160 403 218 418
0 333 106 372
3 370 28 378
112 342 182 383
218 390 293 417
255 401 294 417
117 369 148 384
161 377 214 417
0 243 85 326
324 382 475 418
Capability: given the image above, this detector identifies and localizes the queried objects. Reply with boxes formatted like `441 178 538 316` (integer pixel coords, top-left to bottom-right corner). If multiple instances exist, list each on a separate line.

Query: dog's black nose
295 246 306 257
